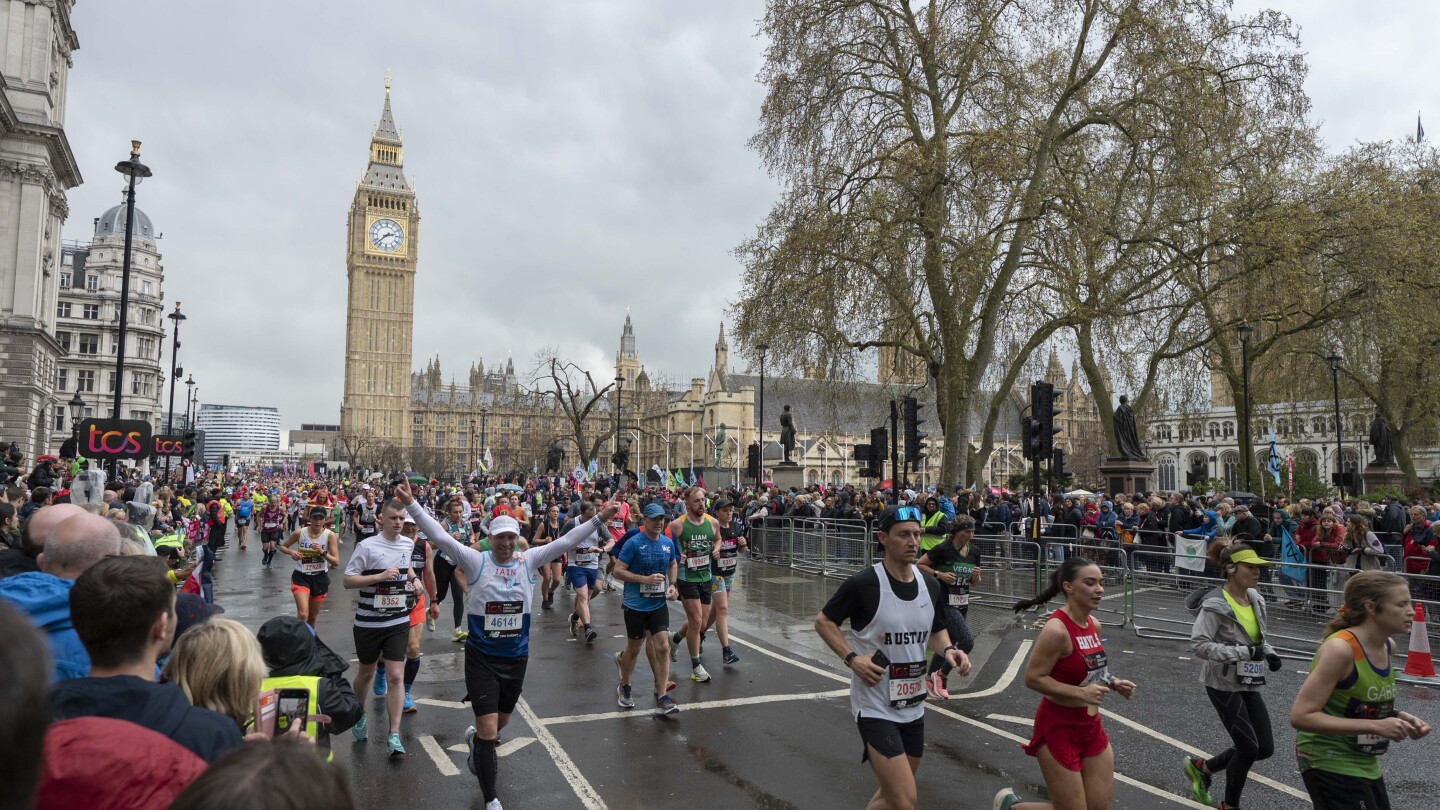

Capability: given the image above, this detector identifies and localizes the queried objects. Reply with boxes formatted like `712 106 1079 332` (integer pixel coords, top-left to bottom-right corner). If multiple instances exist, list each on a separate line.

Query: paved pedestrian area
212 542 1439 809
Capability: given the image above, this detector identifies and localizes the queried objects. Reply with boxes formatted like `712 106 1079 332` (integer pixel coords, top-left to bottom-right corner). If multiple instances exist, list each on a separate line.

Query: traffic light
1022 416 1043 460
854 443 878 478
746 442 761 480
902 396 926 466
182 431 197 462
1052 447 1068 481
870 426 888 461
1031 381 1063 456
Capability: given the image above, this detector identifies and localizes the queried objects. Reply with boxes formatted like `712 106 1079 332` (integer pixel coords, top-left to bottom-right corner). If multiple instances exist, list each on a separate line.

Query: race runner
614 501 681 715
344 497 419 757
280 505 340 630
814 505 972 810
1290 571 1431 809
995 557 1138 810
392 512 439 714
915 514 979 699
394 483 618 810
705 497 746 665
563 500 608 643
435 496 474 642
667 486 719 682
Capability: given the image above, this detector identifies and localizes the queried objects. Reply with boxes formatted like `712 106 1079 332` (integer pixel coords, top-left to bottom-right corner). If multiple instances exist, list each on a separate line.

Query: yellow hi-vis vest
258 674 334 761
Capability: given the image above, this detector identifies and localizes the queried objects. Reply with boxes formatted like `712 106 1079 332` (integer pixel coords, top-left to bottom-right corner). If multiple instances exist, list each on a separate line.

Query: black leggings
433 557 467 629
1204 687 1274 808
927 605 974 676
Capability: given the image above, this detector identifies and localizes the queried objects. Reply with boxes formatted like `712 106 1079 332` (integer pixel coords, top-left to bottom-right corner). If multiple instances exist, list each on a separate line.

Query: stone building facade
0 0 80 458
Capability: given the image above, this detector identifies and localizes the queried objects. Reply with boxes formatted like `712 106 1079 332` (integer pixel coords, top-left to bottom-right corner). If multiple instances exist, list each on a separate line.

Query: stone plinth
1362 463 1407 494
770 462 805 492
1098 458 1156 496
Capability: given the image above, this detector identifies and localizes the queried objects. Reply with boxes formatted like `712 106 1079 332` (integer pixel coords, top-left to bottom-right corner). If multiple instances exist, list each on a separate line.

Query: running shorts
290 570 330 601
408 591 429 627
353 623 409 665
465 645 528 716
235 516 250 527
622 606 668 640
857 714 925 762
676 580 712 605
566 567 598 590
712 575 733 594
1301 768 1390 810
1022 699 1109 771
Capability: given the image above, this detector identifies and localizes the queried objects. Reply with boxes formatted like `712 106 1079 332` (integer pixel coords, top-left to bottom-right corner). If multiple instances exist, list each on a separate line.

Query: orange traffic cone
1404 603 1436 678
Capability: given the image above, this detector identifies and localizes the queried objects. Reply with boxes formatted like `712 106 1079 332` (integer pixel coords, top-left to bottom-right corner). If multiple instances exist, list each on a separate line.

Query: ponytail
1013 557 1095 613
1323 571 1408 637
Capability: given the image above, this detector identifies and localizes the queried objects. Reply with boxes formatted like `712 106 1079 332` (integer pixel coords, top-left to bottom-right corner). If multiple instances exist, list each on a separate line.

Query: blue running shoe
402 689 416 714
351 714 368 742
373 668 387 696
387 732 405 756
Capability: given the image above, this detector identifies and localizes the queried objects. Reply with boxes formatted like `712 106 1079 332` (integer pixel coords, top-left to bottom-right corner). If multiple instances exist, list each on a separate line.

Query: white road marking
950 640 1031 700
1103 585 1162 601
1100 708 1312 802
515 697 608 809
985 713 1034 726
415 698 468 709
540 689 850 726
419 734 460 777
728 636 848 683
445 737 537 757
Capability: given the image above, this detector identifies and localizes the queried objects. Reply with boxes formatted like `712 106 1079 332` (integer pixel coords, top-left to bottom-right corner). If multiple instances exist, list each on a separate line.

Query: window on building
60 272 72 289
56 331 71 351
1158 455 1177 491
111 336 120 355
413 414 423 425
129 410 151 424
85 275 98 291
57 301 72 318
108 372 117 393
76 370 95 392
141 280 152 295
412 431 423 446
77 333 98 355
57 368 68 391
53 405 65 432
82 304 99 320
435 433 446 448
436 415 446 427
137 337 155 359
457 434 467 448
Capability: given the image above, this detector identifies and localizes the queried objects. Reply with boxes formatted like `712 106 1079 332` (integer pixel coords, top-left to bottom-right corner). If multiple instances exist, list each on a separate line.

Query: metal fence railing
744 525 1440 684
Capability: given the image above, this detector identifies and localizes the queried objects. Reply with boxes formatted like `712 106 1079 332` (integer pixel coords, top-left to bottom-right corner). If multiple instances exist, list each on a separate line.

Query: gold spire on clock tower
340 76 421 444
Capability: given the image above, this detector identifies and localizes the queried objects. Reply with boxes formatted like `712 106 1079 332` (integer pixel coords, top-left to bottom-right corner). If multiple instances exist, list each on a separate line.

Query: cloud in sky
60 1 1437 431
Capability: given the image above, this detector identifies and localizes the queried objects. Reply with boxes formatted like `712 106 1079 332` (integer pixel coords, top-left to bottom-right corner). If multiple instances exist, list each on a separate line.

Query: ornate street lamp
756 342 769 487
1326 348 1346 499
1237 321 1253 491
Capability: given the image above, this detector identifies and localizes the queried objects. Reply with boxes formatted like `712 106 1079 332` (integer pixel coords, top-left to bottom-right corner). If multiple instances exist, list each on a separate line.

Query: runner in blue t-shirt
613 501 681 715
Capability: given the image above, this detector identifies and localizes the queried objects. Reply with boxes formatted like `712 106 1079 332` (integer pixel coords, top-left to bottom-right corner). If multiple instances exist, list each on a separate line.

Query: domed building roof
94 202 156 243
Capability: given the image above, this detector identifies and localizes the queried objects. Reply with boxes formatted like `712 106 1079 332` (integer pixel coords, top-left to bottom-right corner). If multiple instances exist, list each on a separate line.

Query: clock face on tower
368 218 404 252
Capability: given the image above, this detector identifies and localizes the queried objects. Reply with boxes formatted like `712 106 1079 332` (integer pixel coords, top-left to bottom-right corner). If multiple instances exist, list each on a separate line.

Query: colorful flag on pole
1280 525 1306 583
483 448 494 472
587 458 598 479
688 468 697 487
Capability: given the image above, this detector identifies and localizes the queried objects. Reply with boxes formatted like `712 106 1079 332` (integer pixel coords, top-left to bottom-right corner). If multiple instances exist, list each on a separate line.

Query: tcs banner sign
78 418 153 461
152 434 184 457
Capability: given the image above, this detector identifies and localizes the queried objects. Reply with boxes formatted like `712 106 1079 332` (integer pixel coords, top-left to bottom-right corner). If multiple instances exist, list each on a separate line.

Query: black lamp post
614 374 624 471
756 342 768 486
184 375 195 432
68 391 85 436
164 302 186 482
110 140 151 477
1237 321 1253 492
480 407 489 470
470 417 477 479
1327 348 1346 499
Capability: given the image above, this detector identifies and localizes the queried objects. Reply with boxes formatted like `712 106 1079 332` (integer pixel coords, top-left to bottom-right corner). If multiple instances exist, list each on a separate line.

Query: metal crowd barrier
747 516 872 578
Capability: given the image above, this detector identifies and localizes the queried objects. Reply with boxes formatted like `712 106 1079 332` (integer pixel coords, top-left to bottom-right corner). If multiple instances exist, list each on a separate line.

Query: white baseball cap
402 514 416 525
489 516 521 537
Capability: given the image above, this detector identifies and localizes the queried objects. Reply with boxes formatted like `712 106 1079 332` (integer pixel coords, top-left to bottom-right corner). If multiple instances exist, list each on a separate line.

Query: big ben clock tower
340 74 419 445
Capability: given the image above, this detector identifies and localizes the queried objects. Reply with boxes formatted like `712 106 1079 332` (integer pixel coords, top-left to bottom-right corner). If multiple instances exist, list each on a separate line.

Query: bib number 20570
887 662 927 708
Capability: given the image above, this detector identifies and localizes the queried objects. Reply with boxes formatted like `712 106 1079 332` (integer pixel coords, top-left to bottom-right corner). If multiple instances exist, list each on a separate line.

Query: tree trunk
1075 324 1116 458
1391 425 1420 487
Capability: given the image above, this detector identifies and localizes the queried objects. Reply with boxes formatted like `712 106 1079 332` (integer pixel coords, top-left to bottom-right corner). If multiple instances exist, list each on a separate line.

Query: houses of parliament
338 82 1105 486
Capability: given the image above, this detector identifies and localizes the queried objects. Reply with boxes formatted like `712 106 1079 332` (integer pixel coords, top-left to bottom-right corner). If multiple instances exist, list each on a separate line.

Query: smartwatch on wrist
844 651 858 668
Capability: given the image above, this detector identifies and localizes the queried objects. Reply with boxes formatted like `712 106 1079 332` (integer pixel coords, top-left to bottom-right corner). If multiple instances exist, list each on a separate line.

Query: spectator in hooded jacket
257 615 362 752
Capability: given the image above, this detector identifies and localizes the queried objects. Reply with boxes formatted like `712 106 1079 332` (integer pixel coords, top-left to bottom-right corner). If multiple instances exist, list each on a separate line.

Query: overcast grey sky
61 1 1437 432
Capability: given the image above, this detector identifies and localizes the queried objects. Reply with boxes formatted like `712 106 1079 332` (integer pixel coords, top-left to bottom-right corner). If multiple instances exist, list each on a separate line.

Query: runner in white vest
814 505 972 810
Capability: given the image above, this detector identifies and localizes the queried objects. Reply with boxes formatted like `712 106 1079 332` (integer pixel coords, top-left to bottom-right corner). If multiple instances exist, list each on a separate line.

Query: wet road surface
209 536 1440 809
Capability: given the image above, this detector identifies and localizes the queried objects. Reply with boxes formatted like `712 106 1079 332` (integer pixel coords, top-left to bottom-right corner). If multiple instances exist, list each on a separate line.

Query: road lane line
415 698 468 709
446 737 537 757
728 636 848 684
1103 585 1162 601
949 640 1031 699
1100 708 1312 802
515 697 608 809
419 734 460 777
985 713 1034 726
539 689 850 726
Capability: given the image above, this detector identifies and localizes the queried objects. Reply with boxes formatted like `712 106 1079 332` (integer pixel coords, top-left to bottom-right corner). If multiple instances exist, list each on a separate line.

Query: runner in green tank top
1290 572 1430 809
667 487 720 682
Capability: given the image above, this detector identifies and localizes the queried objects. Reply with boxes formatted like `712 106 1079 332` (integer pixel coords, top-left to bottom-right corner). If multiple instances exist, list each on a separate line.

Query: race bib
1351 701 1395 756
1235 660 1266 686
300 558 326 574
684 554 709 571
948 590 970 607
717 554 738 575
573 552 598 565
639 580 666 597
373 581 410 612
887 661 927 708
482 601 524 638
1079 650 1110 688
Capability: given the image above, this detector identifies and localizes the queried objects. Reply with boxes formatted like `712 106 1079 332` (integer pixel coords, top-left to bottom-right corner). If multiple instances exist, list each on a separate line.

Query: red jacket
1401 521 1437 575
1297 518 1345 565
35 716 207 810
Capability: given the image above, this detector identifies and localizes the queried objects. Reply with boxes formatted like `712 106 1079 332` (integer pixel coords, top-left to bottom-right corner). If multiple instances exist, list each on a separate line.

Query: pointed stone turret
362 72 409 191
615 311 642 389
709 323 730 393
1045 347 1066 387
